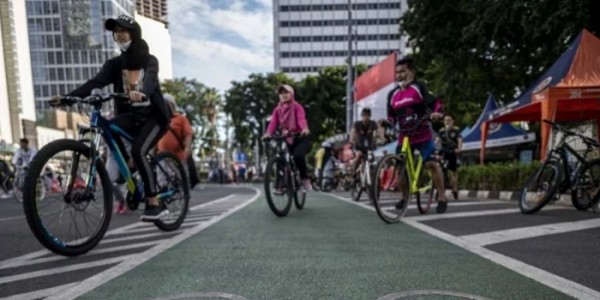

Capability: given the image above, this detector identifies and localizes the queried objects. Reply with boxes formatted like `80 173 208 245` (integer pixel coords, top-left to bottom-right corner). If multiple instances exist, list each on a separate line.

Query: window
64 52 71 64
44 19 52 31
57 69 65 81
53 18 60 31
54 35 61 48
56 52 63 64
45 35 54 48
74 68 81 80
73 52 79 64
47 52 55 64
66 68 72 80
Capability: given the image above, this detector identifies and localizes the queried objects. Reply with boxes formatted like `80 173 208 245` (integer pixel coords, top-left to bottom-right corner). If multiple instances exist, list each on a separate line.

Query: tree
400 0 591 127
161 78 222 157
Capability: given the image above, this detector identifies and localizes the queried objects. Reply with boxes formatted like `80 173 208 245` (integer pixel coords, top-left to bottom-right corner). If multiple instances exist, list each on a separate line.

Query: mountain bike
350 148 376 202
372 117 438 223
22 93 190 256
263 133 306 217
520 119 600 214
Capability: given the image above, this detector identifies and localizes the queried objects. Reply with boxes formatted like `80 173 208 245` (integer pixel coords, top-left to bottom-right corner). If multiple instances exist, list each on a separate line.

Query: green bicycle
372 118 437 223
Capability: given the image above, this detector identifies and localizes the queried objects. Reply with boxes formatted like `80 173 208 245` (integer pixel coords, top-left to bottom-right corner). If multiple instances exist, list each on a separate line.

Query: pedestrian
437 113 463 200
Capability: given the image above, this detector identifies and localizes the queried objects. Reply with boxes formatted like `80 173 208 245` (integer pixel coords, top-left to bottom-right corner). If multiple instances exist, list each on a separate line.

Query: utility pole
345 0 353 133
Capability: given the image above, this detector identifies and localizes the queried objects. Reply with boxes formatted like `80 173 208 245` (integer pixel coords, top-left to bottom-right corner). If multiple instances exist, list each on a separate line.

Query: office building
135 0 172 80
273 0 408 80
0 0 36 146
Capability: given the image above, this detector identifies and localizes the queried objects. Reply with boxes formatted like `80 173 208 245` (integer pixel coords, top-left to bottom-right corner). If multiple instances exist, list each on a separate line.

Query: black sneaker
140 204 169 222
436 201 448 214
395 199 406 210
453 191 458 201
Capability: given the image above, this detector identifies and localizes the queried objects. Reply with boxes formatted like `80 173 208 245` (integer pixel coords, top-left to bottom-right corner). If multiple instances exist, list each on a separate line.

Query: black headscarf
119 22 150 70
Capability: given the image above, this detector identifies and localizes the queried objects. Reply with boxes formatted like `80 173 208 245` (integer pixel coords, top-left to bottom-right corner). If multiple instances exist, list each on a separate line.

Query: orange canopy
481 29 600 163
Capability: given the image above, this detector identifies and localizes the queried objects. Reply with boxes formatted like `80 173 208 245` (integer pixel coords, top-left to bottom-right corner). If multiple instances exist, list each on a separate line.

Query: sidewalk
79 192 567 300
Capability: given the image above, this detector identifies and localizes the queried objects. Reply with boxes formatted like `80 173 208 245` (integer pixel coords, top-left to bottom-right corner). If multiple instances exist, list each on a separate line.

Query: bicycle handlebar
48 93 139 108
263 132 303 141
543 119 600 148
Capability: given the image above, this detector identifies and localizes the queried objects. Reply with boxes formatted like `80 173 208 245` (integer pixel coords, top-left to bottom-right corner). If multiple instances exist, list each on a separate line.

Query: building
0 0 37 147
136 0 167 25
273 0 408 80
26 0 135 113
135 0 172 80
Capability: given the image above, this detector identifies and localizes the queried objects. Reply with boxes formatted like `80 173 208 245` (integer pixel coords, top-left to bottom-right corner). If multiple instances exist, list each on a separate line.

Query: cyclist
350 107 378 175
12 138 37 170
262 84 311 190
437 113 462 200
51 15 171 221
387 57 448 213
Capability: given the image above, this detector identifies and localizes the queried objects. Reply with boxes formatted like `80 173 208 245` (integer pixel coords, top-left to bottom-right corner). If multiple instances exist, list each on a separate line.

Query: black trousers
288 137 309 180
112 113 167 197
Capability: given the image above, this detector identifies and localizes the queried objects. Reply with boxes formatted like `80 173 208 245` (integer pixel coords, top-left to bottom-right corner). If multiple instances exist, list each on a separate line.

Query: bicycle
372 117 438 223
263 133 306 217
22 93 190 256
520 119 600 214
350 148 376 202
13 165 46 203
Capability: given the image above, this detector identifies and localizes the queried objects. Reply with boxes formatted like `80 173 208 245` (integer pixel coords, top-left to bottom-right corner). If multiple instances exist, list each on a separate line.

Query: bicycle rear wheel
519 160 563 214
23 140 112 256
571 159 600 211
153 152 190 231
294 183 306 209
264 158 292 217
372 155 409 223
416 170 435 214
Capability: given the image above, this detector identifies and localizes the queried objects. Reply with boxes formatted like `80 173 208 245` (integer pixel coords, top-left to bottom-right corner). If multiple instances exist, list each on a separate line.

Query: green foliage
458 162 541 191
161 78 222 157
400 0 590 128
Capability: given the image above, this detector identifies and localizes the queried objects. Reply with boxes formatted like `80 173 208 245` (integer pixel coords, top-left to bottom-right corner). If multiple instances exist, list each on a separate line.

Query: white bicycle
351 149 376 202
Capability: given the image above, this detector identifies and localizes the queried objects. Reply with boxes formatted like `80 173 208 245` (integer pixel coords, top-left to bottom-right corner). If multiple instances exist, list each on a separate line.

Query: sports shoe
395 199 406 210
436 200 448 214
140 204 169 221
116 201 128 214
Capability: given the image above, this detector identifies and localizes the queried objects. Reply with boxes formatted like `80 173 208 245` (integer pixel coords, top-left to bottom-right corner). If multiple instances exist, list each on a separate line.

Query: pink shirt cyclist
263 84 312 190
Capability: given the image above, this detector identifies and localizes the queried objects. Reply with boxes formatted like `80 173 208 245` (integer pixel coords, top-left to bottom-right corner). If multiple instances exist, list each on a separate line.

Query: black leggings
112 113 166 198
288 137 309 180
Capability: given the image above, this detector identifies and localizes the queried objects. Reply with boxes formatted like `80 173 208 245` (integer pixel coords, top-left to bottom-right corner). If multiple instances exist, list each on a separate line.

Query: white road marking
327 193 600 300
0 241 160 270
2 282 78 300
45 188 260 300
0 254 136 285
461 218 600 246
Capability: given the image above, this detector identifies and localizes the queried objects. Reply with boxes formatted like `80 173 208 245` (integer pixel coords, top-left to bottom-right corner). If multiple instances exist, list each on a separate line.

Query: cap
105 15 137 31
277 84 294 95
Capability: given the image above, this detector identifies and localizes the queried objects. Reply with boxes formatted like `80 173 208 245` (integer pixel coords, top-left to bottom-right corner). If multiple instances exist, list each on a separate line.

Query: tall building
135 0 172 81
0 0 36 145
136 0 167 25
273 0 408 80
26 0 135 112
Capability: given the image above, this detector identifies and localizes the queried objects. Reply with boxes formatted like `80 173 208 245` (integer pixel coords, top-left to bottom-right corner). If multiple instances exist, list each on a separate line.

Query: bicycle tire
372 154 409 223
571 159 600 211
519 160 563 214
22 139 112 256
350 174 363 202
416 171 435 214
264 158 292 217
153 152 190 231
294 186 306 209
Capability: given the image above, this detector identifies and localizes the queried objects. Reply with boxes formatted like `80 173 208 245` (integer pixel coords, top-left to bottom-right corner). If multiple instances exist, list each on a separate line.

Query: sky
169 0 274 92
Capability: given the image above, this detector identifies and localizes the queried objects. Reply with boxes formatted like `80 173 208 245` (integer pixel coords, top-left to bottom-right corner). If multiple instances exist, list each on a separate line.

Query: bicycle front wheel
373 155 409 223
23 139 112 256
519 160 563 214
153 152 190 231
264 158 292 217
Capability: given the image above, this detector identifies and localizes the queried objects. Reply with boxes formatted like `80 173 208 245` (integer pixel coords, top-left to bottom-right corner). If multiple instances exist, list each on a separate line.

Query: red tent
481 29 600 163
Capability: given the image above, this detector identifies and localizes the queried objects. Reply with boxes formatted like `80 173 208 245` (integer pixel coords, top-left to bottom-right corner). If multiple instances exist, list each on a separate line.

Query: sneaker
453 191 458 201
116 201 128 215
0 193 11 199
395 199 406 210
140 204 169 221
436 200 448 214
302 179 312 191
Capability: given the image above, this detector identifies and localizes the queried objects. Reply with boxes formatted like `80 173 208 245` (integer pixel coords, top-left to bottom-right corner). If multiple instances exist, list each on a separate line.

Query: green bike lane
78 191 567 300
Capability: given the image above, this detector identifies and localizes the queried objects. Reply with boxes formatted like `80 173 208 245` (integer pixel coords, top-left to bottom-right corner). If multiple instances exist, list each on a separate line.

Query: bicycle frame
548 135 590 193
400 136 426 194
78 106 175 201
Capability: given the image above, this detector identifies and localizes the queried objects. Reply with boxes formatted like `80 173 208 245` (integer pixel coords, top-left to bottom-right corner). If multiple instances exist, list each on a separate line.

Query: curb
447 190 573 207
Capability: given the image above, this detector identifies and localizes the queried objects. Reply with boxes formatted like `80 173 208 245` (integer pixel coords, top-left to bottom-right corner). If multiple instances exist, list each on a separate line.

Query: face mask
119 40 132 52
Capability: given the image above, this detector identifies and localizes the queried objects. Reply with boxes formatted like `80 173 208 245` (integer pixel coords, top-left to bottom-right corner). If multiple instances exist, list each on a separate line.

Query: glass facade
26 0 134 111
